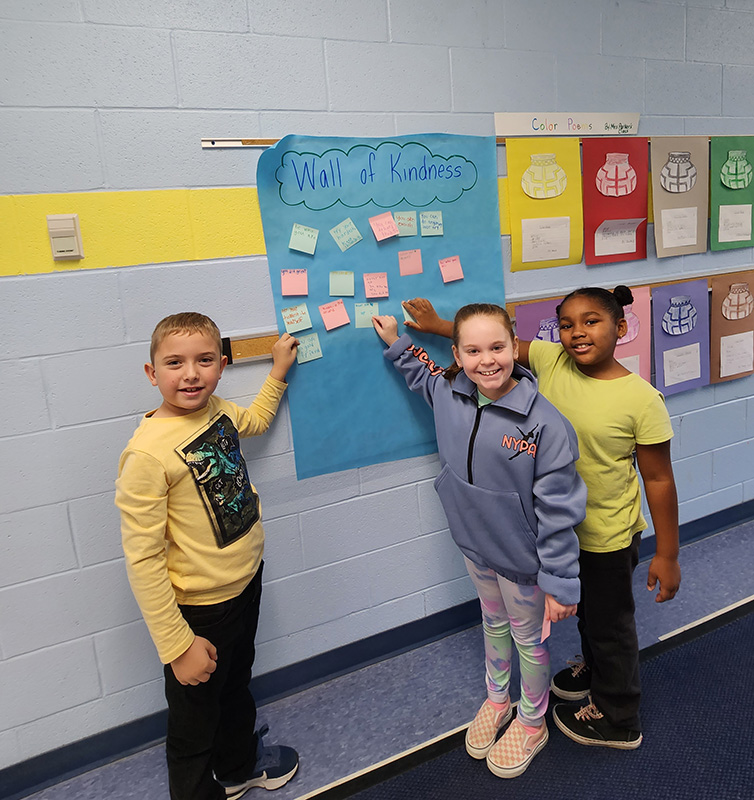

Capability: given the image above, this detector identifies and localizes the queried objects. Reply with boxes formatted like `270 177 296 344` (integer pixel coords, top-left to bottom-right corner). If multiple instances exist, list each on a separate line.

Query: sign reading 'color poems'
257 134 504 479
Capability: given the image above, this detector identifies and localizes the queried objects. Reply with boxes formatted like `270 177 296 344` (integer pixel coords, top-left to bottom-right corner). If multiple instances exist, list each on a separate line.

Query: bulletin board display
256 134 505 480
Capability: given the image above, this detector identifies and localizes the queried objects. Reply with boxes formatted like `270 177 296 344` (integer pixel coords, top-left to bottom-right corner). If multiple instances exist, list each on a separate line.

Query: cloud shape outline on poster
274 141 478 211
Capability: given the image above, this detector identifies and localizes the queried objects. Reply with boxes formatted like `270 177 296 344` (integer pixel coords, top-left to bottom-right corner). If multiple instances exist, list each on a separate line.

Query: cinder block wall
2 0 754 768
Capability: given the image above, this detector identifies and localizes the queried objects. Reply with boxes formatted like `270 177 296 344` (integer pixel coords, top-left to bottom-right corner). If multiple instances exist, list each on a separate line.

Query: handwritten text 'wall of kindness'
274 141 479 210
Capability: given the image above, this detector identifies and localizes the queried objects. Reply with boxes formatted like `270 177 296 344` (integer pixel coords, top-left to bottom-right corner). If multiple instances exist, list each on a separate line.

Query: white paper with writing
594 218 645 256
720 330 754 378
521 217 570 262
718 204 752 243
661 207 697 248
663 342 701 387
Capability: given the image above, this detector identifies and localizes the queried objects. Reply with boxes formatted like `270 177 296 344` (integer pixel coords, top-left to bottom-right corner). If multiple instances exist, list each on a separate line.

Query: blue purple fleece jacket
384 334 586 606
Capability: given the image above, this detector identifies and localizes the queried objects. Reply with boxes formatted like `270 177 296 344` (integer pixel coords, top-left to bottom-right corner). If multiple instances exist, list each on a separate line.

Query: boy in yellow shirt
115 313 299 800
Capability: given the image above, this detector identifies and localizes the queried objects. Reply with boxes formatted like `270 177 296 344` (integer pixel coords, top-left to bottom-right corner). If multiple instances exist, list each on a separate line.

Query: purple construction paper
651 279 710 396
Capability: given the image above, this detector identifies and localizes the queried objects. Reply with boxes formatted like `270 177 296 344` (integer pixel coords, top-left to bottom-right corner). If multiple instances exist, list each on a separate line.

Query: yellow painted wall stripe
1 184 511 277
0 188 266 277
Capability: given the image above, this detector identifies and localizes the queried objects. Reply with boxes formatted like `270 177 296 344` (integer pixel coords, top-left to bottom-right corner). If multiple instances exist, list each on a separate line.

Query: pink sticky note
438 255 464 283
540 609 551 644
318 298 350 331
398 249 423 276
281 269 308 296
364 272 389 299
369 212 400 241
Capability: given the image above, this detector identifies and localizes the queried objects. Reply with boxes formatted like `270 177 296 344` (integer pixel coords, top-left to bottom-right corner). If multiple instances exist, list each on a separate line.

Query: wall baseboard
3 498 753 800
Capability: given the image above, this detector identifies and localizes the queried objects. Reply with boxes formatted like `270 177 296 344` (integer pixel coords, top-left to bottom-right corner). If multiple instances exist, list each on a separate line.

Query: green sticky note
420 211 444 237
296 333 323 364
329 270 355 296
281 302 312 334
330 218 363 252
355 302 379 328
289 223 319 254
394 211 418 237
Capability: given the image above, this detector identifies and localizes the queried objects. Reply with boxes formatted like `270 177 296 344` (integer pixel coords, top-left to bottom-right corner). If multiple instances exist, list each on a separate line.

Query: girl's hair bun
613 284 634 306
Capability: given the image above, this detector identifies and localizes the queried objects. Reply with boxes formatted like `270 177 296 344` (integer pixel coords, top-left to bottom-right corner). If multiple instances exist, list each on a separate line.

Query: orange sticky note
319 298 350 331
364 272 389 299
369 212 400 241
438 255 464 283
398 249 423 276
281 269 308 296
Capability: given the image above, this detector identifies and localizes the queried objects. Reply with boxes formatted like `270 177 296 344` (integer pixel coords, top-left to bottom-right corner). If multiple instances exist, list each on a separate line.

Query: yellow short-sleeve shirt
529 340 673 553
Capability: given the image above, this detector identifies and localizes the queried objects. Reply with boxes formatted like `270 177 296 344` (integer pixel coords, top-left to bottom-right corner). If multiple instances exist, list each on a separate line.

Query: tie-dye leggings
464 556 550 727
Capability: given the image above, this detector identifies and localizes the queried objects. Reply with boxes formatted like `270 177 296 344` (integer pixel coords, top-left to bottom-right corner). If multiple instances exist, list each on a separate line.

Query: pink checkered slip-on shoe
464 700 513 759
486 717 548 778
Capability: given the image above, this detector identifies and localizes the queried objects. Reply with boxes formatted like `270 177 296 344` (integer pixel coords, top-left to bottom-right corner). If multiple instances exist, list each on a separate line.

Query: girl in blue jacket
372 304 585 779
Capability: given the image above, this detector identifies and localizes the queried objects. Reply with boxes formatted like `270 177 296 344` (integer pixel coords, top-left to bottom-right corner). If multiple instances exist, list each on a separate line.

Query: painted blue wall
1 0 753 768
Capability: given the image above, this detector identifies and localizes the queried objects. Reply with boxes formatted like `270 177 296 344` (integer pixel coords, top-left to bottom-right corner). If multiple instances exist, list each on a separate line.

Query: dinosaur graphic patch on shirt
176 413 260 548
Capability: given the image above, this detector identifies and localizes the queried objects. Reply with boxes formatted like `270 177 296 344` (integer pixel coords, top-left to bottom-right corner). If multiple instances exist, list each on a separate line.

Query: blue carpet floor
341 603 754 800
15 521 754 800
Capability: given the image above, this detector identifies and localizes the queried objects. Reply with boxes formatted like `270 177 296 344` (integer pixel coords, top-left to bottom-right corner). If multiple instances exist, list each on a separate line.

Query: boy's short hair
150 312 222 363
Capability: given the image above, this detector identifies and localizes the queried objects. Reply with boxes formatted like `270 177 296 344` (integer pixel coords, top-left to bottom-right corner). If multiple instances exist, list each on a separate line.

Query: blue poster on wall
257 134 504 479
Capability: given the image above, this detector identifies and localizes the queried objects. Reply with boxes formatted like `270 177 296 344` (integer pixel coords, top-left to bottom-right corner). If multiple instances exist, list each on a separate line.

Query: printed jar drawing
722 282 754 320
535 316 560 343
662 296 697 336
660 152 697 193
521 154 568 199
720 150 753 190
618 304 640 345
596 153 637 197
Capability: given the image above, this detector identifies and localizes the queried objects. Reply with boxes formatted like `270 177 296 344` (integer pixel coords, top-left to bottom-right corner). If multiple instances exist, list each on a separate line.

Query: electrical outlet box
47 214 84 260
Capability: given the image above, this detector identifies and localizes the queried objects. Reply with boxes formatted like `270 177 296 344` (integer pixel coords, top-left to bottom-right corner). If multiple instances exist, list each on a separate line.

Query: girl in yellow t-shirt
403 286 680 751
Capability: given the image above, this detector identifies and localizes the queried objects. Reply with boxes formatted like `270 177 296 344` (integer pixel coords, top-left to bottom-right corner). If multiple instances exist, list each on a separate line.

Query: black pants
164 564 263 800
577 534 642 731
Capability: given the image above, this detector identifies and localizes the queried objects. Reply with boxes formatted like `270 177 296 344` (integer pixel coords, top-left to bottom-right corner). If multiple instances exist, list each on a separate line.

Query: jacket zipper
467 406 484 485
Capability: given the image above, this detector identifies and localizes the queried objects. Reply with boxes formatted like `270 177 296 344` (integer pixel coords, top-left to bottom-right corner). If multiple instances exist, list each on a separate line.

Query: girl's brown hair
444 303 515 382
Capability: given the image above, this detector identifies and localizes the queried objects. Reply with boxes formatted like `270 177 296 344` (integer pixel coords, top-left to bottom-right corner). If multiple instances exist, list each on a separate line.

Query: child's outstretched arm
636 440 681 603
269 332 299 382
402 298 533 367
402 298 453 338
372 314 400 346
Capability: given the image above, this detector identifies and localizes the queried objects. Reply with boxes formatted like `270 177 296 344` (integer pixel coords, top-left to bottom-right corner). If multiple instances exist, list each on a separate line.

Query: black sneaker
550 656 591 700
219 725 299 798
553 701 642 750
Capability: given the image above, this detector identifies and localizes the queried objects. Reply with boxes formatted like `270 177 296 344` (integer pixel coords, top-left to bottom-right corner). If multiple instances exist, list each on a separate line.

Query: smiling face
557 295 628 378
452 314 519 401
145 330 227 417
